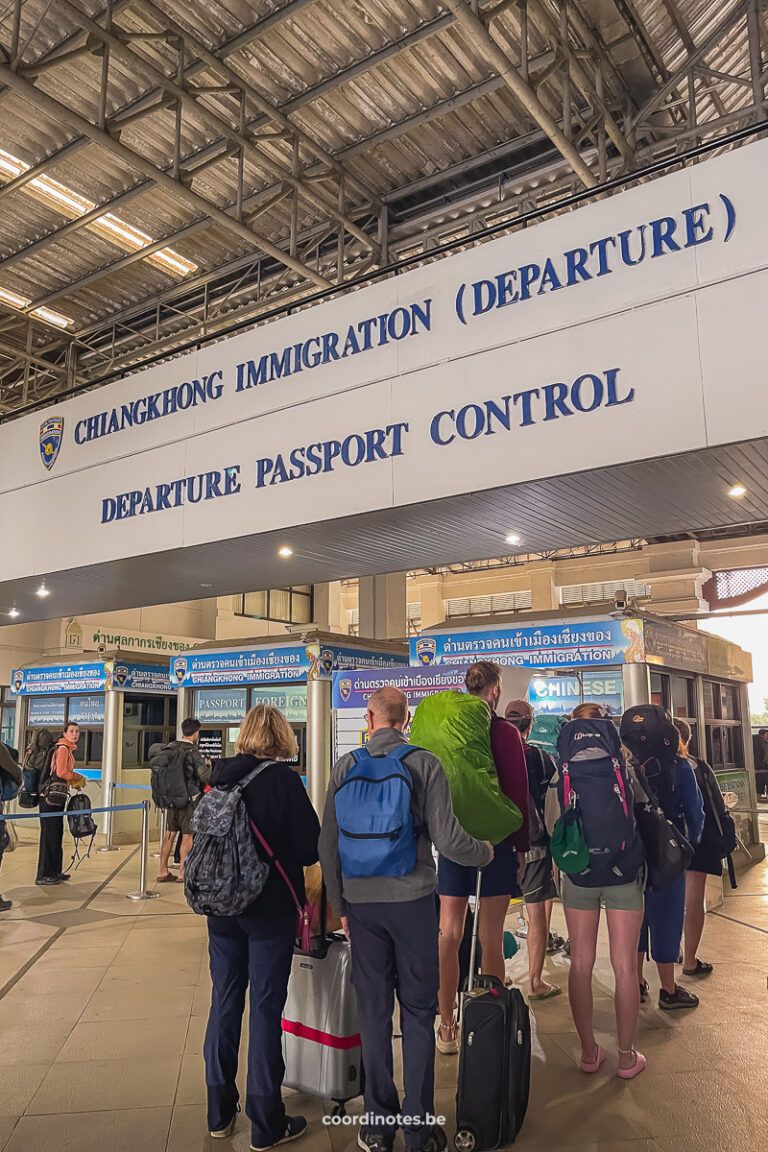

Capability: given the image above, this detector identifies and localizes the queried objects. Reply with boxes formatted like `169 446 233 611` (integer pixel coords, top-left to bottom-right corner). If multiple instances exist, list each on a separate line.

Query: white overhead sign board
2 139 768 580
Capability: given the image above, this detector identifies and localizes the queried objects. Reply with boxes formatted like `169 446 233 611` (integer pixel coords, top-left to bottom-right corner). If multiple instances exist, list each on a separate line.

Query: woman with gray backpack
186 704 320 1151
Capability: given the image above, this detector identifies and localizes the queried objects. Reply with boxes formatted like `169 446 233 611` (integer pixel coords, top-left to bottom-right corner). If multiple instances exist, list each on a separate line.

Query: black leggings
37 797 64 880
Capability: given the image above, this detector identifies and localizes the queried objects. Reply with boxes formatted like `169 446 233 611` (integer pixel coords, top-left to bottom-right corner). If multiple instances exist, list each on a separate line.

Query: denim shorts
438 837 522 899
560 872 645 912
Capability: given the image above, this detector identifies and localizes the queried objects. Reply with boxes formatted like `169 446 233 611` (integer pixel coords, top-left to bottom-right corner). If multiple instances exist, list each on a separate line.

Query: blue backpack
555 719 644 888
334 745 417 879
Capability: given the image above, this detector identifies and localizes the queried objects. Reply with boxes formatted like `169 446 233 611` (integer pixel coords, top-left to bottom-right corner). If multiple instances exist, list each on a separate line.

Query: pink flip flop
617 1050 646 1079
580 1045 606 1073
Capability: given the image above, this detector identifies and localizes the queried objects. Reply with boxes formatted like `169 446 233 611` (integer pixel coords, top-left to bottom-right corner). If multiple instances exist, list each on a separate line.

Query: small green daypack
550 801 590 874
528 714 568 761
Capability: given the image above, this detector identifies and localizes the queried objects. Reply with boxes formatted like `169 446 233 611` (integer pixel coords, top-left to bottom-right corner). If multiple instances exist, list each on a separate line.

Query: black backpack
620 705 685 830
632 765 693 891
21 729 57 805
555 718 644 888
66 792 98 869
149 742 192 809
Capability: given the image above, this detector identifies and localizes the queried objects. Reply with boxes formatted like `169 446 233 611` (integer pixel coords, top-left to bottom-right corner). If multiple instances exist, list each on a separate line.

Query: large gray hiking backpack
183 764 271 917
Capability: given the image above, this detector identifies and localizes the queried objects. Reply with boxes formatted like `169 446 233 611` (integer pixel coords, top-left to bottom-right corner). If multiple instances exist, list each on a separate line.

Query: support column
177 686 194 735
14 695 25 752
622 662 651 707
306 677 331 815
358 573 406 640
419 578 445 630
529 565 558 611
99 690 122 851
313 582 343 632
644 542 712 615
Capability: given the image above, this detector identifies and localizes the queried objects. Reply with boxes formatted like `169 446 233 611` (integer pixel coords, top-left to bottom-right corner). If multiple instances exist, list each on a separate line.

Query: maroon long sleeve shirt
490 713 530 852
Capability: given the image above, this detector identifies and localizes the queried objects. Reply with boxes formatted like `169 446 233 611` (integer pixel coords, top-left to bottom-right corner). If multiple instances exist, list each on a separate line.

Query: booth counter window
703 680 744 772
122 693 177 768
651 671 699 754
1 687 16 746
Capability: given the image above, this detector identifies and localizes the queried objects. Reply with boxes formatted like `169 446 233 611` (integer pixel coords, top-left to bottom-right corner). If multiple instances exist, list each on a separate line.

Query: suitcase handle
465 869 483 996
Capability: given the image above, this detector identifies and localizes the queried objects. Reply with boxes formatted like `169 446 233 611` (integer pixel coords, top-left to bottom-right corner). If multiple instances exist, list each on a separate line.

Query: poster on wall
198 729 224 762
27 696 67 727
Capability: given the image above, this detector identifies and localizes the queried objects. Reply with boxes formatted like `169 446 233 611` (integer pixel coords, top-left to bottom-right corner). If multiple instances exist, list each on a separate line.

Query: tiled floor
1 821 767 1152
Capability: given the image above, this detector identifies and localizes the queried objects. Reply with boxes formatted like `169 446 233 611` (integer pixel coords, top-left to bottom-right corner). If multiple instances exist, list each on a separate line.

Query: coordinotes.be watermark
322 1112 446 1128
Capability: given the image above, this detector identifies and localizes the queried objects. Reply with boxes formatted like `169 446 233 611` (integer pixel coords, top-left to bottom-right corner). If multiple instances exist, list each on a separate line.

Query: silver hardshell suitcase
281 935 363 1115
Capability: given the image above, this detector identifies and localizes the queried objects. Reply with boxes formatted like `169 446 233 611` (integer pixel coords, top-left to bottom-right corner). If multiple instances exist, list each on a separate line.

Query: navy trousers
204 922 295 1146
347 895 439 1148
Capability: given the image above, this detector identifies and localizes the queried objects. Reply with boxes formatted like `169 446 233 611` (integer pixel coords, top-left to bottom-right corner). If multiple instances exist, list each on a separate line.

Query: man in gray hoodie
319 686 492 1152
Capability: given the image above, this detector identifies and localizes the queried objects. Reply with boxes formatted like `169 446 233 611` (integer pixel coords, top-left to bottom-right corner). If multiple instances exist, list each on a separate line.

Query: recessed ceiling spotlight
728 484 747 498
36 582 50 597
8 606 19 618
278 546 293 558
505 533 521 545
199 583 212 588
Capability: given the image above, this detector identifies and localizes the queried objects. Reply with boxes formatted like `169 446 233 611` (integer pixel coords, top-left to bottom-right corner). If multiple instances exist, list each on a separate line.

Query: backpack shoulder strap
349 746 372 765
237 760 277 791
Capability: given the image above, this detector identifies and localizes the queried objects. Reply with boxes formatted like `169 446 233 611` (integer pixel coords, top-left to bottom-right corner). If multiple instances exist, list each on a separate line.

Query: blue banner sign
332 664 473 709
11 662 110 696
173 643 404 687
27 696 67 726
527 672 624 717
113 663 171 692
410 619 646 670
11 660 173 697
67 695 107 725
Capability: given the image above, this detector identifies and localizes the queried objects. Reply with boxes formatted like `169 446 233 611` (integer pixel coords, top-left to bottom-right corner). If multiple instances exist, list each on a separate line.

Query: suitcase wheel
454 1130 476 1152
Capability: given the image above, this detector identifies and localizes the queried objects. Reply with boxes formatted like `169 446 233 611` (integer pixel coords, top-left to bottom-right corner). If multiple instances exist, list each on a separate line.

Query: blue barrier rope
1 803 146 820
113 783 152 791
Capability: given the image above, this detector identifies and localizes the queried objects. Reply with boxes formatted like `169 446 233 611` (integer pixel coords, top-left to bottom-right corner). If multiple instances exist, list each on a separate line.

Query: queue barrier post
151 808 166 858
126 800 160 901
98 781 120 854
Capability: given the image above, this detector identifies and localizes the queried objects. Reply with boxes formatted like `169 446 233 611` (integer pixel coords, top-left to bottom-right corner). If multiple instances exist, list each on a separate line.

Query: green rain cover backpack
528 714 568 762
410 691 522 845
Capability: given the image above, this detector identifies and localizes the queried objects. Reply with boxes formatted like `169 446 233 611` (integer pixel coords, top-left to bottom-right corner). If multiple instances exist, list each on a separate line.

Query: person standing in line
319 686 492 1152
504 700 561 1001
675 718 729 978
153 717 209 883
36 722 81 886
546 717 647 1078
633 720 705 1010
204 705 320 1150
0 742 22 911
436 662 529 1054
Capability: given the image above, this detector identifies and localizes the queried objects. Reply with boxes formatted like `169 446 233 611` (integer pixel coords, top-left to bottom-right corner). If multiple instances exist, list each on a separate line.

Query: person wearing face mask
435 661 529 1054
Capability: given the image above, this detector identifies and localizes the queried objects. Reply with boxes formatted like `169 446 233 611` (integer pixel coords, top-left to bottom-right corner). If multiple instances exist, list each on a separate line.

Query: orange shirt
52 737 77 782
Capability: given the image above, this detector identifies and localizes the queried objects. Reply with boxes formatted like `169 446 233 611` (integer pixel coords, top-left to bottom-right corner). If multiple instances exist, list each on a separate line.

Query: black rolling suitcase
454 872 531 1151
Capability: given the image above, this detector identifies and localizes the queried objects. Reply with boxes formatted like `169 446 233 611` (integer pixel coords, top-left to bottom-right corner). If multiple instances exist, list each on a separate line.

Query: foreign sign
2 140 767 588
173 643 403 687
408 620 645 670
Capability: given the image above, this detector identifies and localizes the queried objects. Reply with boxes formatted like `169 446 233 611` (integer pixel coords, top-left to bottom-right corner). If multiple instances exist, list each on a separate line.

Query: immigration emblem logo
415 637 436 666
114 664 129 688
12 670 24 693
174 657 188 684
39 416 64 472
319 648 335 676
338 678 352 703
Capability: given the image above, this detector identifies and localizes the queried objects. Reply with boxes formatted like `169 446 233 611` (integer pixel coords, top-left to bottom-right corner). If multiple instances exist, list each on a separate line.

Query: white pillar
99 690 122 851
14 695 25 752
358 573 406 639
306 678 331 815
177 686 194 736
622 662 651 707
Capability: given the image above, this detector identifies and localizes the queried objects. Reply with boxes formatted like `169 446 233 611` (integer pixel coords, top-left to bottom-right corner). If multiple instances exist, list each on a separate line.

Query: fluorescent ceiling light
505 533 521 545
0 147 198 282
0 285 71 328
